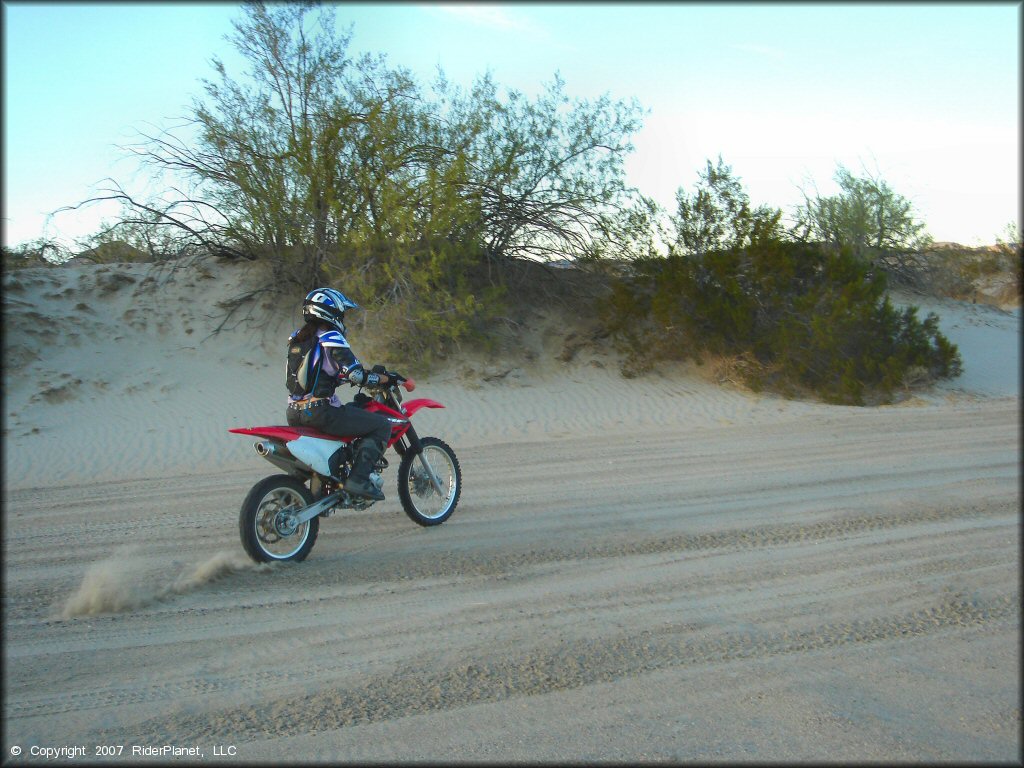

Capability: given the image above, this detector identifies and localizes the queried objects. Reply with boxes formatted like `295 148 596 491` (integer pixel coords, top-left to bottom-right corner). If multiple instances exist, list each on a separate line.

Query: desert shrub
64 3 642 367
919 233 1022 302
606 239 962 404
1 239 70 268
792 165 932 288
73 239 151 264
76 3 641 296
671 156 783 256
793 165 930 255
328 237 507 371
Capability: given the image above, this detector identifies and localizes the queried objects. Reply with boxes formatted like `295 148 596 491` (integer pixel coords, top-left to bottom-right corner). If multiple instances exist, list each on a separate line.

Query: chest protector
286 334 325 397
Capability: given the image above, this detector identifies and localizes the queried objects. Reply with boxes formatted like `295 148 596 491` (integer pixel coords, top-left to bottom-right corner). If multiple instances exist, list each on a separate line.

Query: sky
2 1 1020 251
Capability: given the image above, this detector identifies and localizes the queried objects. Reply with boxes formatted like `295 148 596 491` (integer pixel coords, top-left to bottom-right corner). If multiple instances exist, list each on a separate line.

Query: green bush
330 239 507 372
1 239 70 268
606 240 962 404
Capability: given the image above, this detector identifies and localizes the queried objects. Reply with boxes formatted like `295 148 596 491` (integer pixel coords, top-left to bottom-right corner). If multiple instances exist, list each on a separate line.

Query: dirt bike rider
286 288 413 502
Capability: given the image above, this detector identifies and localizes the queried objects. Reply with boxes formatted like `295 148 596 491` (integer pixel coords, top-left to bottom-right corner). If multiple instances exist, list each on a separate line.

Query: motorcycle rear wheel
397 436 461 526
239 474 319 563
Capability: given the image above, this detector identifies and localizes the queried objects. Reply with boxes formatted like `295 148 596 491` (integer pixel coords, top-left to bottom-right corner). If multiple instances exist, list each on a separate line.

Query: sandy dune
2 258 1020 762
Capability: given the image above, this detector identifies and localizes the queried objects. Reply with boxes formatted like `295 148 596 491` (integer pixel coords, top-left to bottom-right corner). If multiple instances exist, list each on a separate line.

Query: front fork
387 391 445 496
396 422 445 496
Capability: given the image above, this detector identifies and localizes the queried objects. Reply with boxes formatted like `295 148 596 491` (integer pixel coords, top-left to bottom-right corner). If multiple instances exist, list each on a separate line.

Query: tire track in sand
7 497 1014 727
91 592 1016 743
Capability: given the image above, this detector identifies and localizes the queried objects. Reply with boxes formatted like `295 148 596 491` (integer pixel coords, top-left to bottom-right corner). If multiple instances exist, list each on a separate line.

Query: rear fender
229 425 343 442
229 426 348 477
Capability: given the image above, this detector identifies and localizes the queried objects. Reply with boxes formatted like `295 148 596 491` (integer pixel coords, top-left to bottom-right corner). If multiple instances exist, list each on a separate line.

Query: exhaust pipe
255 440 294 458
253 440 308 478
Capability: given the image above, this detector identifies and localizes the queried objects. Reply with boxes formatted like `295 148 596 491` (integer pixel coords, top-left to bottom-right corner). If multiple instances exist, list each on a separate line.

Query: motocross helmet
302 287 358 334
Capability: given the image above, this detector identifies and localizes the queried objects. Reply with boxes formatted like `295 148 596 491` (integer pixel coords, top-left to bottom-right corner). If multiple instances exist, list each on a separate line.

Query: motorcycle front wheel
239 474 319 563
397 436 462 526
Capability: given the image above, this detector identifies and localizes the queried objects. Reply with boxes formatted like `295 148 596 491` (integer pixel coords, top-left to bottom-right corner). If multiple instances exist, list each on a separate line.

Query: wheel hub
411 470 433 497
275 511 299 536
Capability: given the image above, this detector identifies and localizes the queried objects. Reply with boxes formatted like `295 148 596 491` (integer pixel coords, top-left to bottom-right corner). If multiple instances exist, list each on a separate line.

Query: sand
2 257 1020 762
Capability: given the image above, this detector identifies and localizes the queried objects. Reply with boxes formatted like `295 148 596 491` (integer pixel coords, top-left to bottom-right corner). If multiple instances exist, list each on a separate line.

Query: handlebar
370 365 414 392
350 370 415 393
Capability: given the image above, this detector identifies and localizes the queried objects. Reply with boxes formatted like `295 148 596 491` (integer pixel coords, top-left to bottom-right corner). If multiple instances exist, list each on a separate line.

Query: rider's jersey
287 328 369 406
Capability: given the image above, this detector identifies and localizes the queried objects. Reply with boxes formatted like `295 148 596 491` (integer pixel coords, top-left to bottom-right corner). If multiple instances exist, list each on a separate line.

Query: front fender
402 398 445 418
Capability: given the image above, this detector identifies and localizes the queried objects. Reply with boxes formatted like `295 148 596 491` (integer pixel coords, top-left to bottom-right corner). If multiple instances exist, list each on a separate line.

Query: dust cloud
60 546 266 618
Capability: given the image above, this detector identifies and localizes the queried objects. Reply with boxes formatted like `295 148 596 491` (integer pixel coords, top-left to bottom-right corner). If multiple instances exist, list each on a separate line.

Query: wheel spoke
240 476 320 563
255 488 309 558
405 446 456 520
397 437 461 527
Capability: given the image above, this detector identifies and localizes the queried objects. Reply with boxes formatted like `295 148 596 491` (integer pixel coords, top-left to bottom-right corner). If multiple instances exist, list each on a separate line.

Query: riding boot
345 439 385 501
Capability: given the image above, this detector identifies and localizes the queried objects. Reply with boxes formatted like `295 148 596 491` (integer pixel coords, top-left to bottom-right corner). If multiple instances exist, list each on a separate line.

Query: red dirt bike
229 374 461 563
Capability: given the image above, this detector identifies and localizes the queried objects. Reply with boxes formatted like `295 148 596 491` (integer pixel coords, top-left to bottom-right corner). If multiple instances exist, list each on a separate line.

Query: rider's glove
388 370 415 391
368 364 414 391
